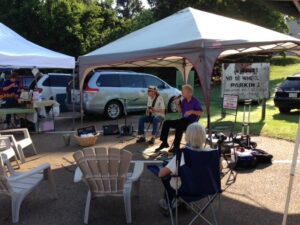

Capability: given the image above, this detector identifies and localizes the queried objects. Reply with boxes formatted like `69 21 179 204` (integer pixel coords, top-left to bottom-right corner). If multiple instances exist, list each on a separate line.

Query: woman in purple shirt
155 84 203 152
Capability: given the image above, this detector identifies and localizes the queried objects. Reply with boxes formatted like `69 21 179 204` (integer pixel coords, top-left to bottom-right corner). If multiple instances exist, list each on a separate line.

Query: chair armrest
74 167 82 183
0 134 18 146
128 161 144 182
0 128 30 139
8 163 50 182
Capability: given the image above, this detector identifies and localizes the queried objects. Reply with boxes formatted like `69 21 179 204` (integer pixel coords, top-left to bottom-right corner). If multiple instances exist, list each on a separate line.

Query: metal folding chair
164 149 222 225
145 118 164 138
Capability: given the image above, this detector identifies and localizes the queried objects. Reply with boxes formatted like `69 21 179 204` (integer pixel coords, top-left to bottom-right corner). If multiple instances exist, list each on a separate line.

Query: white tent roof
0 23 75 69
85 7 300 58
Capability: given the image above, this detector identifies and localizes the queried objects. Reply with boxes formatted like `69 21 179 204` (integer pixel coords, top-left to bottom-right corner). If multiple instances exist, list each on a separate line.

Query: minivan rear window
96 74 120 87
120 75 145 88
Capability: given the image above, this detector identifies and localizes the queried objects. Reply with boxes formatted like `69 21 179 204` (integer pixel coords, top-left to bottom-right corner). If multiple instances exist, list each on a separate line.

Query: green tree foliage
0 0 289 57
116 0 143 18
148 0 288 33
0 0 122 56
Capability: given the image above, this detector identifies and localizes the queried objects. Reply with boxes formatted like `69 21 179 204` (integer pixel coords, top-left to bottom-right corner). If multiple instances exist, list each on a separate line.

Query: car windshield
280 79 300 91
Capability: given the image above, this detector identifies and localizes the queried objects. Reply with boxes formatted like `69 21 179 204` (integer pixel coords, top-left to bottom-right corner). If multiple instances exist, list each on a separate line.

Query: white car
29 73 72 100
66 71 181 119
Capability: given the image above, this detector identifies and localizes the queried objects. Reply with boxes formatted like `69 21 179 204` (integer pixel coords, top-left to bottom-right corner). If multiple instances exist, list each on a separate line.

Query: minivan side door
119 74 147 111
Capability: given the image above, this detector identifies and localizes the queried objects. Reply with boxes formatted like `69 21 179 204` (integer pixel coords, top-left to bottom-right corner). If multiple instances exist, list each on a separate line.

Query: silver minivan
67 71 181 119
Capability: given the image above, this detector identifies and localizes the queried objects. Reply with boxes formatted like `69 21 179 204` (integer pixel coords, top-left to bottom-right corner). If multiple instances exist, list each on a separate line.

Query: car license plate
289 93 298 98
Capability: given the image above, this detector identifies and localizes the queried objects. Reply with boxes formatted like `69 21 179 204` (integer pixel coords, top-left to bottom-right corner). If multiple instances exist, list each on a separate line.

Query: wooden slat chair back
74 147 132 196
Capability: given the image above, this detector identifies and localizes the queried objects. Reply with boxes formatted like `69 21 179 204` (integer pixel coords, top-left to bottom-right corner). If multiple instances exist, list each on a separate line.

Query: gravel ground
0 113 299 225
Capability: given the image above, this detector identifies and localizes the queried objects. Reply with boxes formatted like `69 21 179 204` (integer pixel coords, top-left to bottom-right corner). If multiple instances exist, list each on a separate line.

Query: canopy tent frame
0 22 76 129
78 40 300 128
78 9 300 222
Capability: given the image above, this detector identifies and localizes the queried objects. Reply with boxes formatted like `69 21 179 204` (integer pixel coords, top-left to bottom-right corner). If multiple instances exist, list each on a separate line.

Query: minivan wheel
168 97 178 113
105 101 123 119
279 107 291 114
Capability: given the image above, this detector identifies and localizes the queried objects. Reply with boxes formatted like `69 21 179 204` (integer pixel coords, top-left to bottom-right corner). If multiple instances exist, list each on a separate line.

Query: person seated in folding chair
136 85 165 145
158 123 207 209
158 123 221 225
155 84 203 152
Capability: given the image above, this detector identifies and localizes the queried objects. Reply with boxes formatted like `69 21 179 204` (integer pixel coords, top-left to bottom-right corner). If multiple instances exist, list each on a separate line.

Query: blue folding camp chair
164 148 221 225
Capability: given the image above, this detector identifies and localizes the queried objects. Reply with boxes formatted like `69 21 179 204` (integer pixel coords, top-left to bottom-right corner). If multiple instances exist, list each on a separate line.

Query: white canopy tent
0 23 75 69
78 8 300 223
78 7 300 125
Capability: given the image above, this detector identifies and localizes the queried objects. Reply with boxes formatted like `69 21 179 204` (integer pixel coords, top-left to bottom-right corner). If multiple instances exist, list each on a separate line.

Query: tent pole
71 69 75 131
80 90 83 124
282 115 300 225
183 59 187 84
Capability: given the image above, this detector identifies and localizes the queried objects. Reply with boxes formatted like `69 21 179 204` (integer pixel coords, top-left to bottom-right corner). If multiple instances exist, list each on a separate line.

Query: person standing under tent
2 72 21 127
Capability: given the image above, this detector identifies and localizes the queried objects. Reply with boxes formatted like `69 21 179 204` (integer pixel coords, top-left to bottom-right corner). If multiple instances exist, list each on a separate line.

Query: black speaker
120 125 134 136
103 125 120 135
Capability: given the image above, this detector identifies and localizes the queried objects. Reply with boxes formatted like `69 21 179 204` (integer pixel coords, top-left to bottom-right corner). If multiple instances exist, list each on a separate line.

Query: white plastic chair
0 128 38 163
0 137 20 168
0 145 57 224
73 146 142 224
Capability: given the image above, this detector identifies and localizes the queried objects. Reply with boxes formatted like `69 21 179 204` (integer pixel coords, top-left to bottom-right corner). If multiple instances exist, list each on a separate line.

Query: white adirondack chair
73 147 141 224
0 146 57 224
0 128 38 163
0 137 20 168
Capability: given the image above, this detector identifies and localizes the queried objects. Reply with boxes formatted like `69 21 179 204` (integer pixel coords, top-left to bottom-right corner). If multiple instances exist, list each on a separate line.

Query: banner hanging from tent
221 63 270 100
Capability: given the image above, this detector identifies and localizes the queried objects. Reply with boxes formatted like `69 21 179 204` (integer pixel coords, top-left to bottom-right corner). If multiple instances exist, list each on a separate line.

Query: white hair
182 84 193 94
185 123 206 150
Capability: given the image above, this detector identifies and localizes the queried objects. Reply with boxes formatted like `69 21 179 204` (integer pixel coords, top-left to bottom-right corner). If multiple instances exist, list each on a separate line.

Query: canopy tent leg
187 51 219 130
282 115 300 225
71 69 76 130
193 63 212 129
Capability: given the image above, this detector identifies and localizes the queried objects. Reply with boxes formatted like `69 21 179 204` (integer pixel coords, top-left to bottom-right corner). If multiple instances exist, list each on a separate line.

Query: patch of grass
167 56 300 141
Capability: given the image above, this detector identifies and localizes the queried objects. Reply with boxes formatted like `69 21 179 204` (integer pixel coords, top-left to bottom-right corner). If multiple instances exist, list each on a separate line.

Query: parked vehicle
66 71 181 119
274 74 300 113
29 73 72 100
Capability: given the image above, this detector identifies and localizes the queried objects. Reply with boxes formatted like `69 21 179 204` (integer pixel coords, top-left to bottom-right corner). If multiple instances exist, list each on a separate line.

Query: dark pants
160 118 191 149
138 115 164 136
3 101 17 125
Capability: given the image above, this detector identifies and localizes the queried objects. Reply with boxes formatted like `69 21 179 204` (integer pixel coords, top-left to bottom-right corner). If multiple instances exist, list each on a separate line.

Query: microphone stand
118 98 138 138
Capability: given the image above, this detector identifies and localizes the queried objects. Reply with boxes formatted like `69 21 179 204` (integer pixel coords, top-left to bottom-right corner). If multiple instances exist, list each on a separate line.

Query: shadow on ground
0 116 299 225
273 110 300 123
0 163 299 225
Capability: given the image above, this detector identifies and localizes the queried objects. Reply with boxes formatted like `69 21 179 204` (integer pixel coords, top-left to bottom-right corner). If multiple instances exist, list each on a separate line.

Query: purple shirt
181 96 203 123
